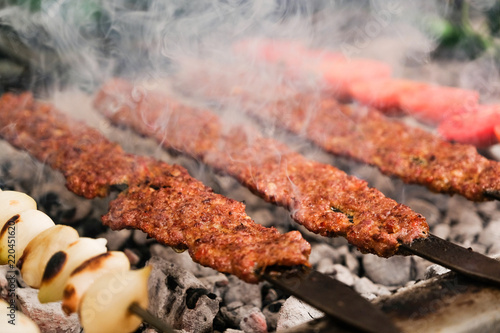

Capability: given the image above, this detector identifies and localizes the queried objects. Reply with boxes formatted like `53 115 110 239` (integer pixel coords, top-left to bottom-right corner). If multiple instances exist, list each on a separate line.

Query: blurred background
0 0 499 96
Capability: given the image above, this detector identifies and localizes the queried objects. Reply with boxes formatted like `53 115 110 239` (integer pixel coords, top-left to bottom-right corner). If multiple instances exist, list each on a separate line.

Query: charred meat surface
94 79 429 257
0 92 310 283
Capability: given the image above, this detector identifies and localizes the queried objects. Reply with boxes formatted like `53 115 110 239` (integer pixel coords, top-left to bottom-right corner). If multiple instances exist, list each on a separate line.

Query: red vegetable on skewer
315 58 392 100
439 104 500 148
399 85 479 125
349 78 424 115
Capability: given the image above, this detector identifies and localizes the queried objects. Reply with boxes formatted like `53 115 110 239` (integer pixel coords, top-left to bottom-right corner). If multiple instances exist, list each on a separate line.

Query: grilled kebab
0 92 310 283
172 63 500 202
94 79 429 258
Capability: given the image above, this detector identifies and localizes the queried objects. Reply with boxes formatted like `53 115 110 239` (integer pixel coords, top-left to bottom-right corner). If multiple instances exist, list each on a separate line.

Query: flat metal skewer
399 234 500 285
263 267 402 333
129 302 175 333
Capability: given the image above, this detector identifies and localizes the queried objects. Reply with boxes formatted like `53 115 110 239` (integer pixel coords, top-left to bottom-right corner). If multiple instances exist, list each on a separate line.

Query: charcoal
198 274 230 299
362 255 412 286
0 265 10 299
478 218 500 248
0 266 27 293
224 276 263 309
222 183 264 208
477 201 500 219
315 258 336 275
0 267 80 332
31 183 93 224
335 245 350 257
262 286 279 304
294 224 327 243
221 303 268 333
16 288 80 333
332 264 356 286
147 256 220 333
424 264 450 279
351 164 380 183
446 196 478 222
276 296 323 330
0 152 94 225
309 243 342 266
344 250 360 274
405 198 441 227
239 307 268 333
353 277 379 299
0 154 42 193
432 223 451 239
144 329 189 333
372 173 398 198
487 243 500 258
249 208 277 228
326 235 350 248
458 210 484 228
377 285 392 297
356 277 391 300
123 248 141 266
76 217 108 239
406 187 450 212
224 301 244 312
150 244 219 279
450 210 484 242
477 243 489 254
262 300 284 331
97 229 131 251
411 256 433 281
133 229 156 246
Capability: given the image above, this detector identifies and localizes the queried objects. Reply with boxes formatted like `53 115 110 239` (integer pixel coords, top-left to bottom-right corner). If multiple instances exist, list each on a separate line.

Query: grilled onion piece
0 190 37 225
18 225 80 288
79 266 151 333
38 237 107 303
0 209 55 264
62 251 130 315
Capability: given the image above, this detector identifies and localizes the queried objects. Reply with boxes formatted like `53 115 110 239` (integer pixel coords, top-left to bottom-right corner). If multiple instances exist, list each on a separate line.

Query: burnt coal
276 297 323 331
147 256 220 333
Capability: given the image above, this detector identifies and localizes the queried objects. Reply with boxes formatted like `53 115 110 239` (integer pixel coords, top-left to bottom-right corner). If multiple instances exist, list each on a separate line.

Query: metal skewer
263 267 402 333
129 302 175 333
399 234 500 286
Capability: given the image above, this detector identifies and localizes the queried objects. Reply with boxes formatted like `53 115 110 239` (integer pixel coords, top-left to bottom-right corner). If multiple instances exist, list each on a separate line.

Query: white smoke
0 0 450 92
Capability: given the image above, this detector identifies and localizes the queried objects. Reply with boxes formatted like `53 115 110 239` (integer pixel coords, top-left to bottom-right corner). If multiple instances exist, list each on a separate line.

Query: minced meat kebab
173 64 500 202
94 79 429 257
0 92 310 283
246 91 500 202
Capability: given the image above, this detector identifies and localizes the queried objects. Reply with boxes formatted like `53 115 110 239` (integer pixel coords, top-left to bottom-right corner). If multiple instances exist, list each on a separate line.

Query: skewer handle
128 302 175 333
